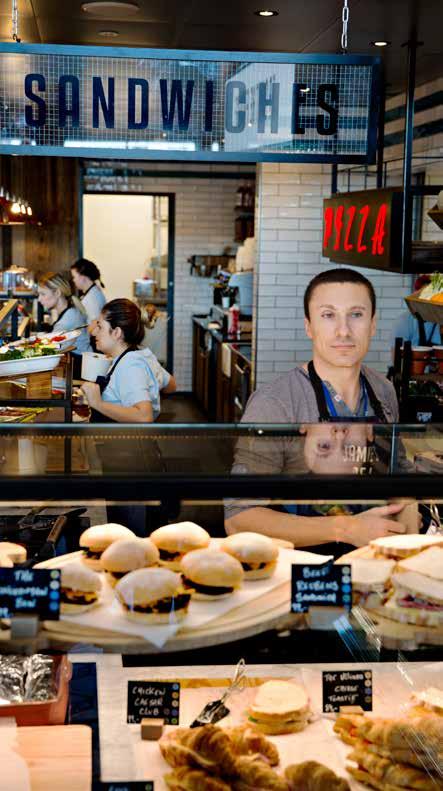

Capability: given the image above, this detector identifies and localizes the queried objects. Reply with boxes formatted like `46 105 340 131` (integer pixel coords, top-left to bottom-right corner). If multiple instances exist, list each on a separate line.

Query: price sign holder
291 562 352 614
94 783 154 791
127 681 180 725
322 669 373 713
0 568 61 632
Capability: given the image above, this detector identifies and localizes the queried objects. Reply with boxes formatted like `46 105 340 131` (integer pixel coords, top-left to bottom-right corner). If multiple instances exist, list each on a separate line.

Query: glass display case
0 423 442 789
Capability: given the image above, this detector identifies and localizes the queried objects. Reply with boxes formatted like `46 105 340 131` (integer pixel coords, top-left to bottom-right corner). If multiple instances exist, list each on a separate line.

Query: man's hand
340 503 410 547
81 381 102 411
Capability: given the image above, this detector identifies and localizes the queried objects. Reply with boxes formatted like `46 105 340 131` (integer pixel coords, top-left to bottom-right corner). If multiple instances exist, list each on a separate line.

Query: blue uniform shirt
53 306 91 354
101 347 170 419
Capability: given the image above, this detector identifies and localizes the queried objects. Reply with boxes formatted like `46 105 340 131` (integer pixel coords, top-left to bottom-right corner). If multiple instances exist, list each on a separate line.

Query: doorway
82 192 175 370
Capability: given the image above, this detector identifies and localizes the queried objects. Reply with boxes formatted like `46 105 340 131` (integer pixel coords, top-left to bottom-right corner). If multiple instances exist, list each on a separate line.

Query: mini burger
115 567 191 624
150 522 210 570
100 538 156 587
79 523 134 569
181 548 244 600
60 561 102 613
221 532 278 580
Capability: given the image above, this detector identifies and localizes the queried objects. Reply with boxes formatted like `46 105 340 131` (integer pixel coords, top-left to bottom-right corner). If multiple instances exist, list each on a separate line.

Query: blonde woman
37 272 91 361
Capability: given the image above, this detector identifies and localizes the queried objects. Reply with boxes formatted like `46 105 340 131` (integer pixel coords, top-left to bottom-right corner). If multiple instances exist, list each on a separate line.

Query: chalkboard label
94 783 154 791
291 563 352 613
127 681 180 725
0 568 60 620
322 669 373 713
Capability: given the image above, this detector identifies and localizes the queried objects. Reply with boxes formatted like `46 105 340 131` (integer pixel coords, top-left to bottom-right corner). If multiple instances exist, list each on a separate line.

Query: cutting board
15 725 91 791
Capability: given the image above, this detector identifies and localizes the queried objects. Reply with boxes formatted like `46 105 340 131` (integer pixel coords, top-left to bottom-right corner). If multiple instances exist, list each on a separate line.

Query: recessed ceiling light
98 29 120 37
81 2 139 17
300 87 310 93
254 9 279 17
370 40 391 47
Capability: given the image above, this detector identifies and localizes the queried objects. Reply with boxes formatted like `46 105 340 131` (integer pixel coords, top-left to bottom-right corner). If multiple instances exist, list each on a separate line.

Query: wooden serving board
35 552 300 653
16 725 91 791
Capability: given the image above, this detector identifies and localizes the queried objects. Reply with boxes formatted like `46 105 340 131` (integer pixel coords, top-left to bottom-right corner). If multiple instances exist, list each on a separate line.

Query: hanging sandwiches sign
0 44 380 162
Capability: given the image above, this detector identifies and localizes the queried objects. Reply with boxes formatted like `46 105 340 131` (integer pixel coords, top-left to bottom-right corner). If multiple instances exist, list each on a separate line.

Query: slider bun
61 600 99 615
0 555 13 568
221 532 278 563
115 567 182 607
241 563 277 581
61 561 102 593
249 719 308 735
150 522 210 552
139 538 161 567
181 548 244 588
80 523 134 552
100 538 148 573
0 542 27 564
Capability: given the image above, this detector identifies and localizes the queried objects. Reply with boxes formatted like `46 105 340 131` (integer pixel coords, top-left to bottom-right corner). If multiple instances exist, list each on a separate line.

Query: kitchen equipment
190 658 246 727
228 271 253 316
133 278 156 298
189 255 231 277
0 267 36 294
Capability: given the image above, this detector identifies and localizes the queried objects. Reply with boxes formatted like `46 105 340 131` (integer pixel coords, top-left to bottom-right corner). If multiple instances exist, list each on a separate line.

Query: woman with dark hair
71 258 106 324
81 298 176 423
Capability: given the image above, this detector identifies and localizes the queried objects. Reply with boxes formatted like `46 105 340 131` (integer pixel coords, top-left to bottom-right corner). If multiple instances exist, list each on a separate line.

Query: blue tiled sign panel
0 44 380 163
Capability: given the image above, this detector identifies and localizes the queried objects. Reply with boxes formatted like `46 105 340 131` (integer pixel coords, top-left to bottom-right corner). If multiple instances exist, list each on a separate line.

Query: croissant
159 726 239 776
347 747 443 791
224 725 279 765
232 755 288 791
347 764 418 791
164 766 232 791
364 741 442 772
333 714 367 746
285 761 350 791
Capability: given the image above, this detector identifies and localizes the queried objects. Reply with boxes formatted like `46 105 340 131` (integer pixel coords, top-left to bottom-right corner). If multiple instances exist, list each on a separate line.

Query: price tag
322 670 373 713
95 783 154 791
127 681 180 725
291 562 352 613
0 568 61 620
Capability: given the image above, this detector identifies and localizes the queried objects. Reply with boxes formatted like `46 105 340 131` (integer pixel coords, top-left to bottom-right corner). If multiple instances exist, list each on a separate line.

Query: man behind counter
225 268 413 550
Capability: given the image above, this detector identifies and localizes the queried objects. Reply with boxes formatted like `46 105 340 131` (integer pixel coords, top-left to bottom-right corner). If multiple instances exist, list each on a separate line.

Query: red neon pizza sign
323 202 387 256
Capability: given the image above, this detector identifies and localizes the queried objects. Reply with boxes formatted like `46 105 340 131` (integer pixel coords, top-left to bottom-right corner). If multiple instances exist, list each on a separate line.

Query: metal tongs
190 658 247 728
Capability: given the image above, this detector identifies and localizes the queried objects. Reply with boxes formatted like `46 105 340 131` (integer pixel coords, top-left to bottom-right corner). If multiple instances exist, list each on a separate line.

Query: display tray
0 353 64 377
16 724 91 791
35 546 319 653
97 664 442 788
405 291 443 324
8 329 81 353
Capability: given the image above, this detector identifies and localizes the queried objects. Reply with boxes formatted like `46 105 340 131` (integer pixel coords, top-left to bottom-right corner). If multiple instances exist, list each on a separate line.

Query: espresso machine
227 271 253 316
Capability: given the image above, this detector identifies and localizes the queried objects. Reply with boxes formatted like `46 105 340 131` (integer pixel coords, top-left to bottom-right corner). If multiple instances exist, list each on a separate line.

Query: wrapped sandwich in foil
0 655 56 703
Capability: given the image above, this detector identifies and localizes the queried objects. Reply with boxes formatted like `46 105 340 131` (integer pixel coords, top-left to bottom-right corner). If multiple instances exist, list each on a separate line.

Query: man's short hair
304 268 376 319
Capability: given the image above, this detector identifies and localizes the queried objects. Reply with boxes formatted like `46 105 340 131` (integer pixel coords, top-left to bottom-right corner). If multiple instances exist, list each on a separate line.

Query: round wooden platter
34 552 300 653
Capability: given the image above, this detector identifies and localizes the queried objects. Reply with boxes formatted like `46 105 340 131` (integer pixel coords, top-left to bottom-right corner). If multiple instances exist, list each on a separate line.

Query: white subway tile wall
84 163 252 390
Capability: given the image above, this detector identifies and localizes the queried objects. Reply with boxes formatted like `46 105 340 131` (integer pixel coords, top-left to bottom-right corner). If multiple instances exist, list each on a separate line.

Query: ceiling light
10 202 20 215
254 9 279 16
81 2 139 17
300 87 310 93
27 206 32 216
370 40 391 47
98 29 120 37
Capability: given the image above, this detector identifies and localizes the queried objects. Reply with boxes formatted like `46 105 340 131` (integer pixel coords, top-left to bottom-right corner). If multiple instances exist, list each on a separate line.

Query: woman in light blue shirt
81 298 176 423
37 272 91 371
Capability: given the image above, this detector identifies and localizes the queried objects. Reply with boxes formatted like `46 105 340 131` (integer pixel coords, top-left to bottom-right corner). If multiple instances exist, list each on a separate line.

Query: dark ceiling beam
28 0 43 42
300 0 366 52
169 0 200 48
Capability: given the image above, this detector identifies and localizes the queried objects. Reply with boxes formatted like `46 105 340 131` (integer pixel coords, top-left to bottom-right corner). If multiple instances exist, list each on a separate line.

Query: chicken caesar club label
127 681 180 725
94 783 154 791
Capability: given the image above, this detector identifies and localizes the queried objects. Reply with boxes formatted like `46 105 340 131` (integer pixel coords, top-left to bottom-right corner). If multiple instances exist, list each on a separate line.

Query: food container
0 655 72 726
133 278 156 298
432 345 443 374
410 346 430 375
405 291 443 324
81 351 110 382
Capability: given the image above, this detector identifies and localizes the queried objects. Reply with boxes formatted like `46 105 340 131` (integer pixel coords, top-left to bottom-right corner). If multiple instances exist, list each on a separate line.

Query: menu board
322 669 373 713
291 563 352 613
96 783 154 791
127 681 180 725
0 568 60 619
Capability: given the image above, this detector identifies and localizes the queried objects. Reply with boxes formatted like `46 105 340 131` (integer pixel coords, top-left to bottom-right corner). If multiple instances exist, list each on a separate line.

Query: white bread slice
397 547 443 580
248 680 310 723
382 594 443 628
337 559 395 591
391 571 443 605
370 534 443 559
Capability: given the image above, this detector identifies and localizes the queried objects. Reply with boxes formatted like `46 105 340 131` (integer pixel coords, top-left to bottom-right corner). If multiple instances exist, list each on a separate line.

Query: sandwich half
383 570 443 628
369 534 443 560
336 558 395 608
247 680 311 735
397 547 443 580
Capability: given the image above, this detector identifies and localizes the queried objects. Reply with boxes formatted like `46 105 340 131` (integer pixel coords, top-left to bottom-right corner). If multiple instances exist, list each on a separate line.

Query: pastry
223 725 279 765
347 764 419 791
159 725 239 776
232 755 288 791
347 747 442 791
150 522 210 570
164 767 231 791
115 567 191 623
334 713 367 745
355 715 443 755
100 538 151 587
285 761 350 790
79 523 134 569
60 561 102 613
247 679 310 735
221 532 279 580
181 549 244 600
